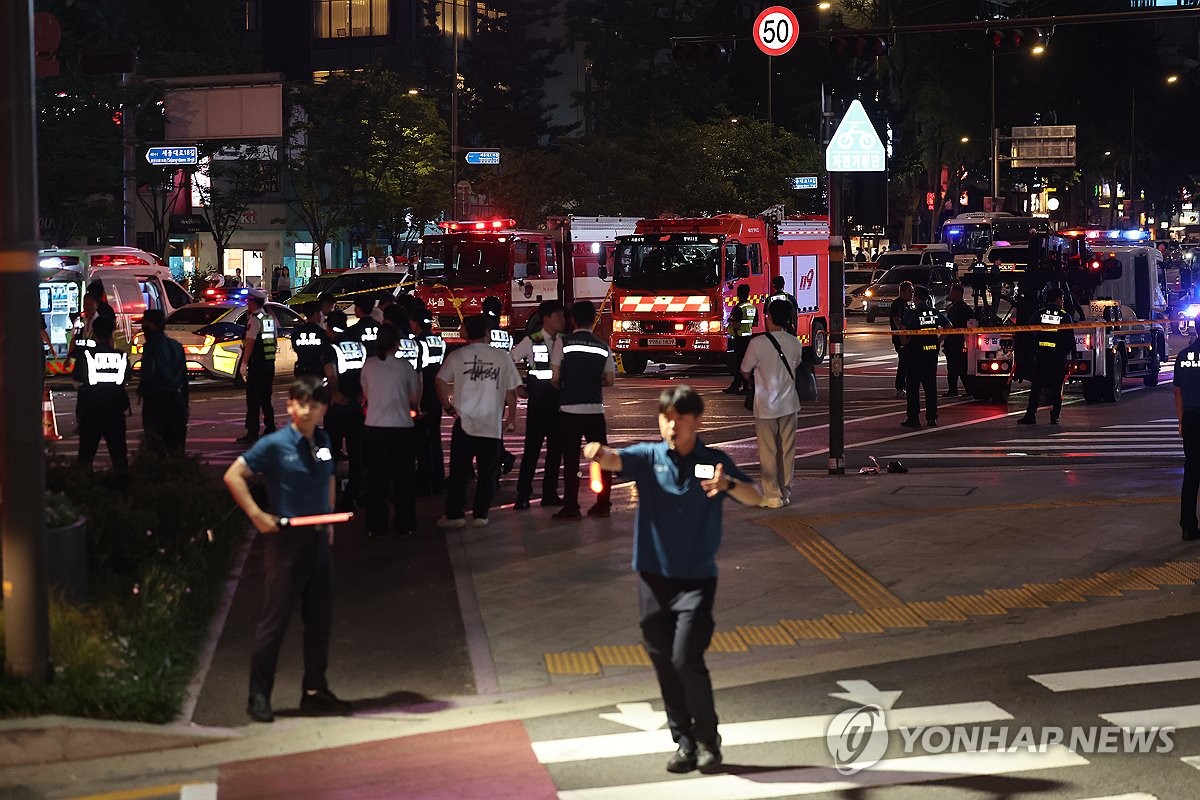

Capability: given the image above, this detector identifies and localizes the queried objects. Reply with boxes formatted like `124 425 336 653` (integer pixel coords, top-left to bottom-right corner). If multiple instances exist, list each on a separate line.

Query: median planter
45 515 87 605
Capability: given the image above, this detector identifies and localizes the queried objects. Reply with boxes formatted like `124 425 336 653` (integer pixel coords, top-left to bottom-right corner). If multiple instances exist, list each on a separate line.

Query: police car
130 290 301 380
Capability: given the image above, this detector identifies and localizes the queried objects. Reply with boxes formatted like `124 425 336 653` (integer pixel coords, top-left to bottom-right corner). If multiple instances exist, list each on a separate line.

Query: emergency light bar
438 218 517 232
1060 228 1150 242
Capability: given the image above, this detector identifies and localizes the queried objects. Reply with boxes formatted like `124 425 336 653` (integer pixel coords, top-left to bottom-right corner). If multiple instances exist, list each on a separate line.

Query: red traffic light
830 35 888 58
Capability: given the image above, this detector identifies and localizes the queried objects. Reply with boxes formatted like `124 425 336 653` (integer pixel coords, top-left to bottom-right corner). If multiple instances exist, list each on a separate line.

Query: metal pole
1 0 51 682
767 55 773 127
121 70 136 245
990 49 998 201
1129 81 1135 220
450 1 459 219
828 172 845 476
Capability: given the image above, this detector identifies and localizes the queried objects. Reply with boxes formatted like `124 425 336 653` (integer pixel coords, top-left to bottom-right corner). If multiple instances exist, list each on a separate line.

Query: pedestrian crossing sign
826 100 886 173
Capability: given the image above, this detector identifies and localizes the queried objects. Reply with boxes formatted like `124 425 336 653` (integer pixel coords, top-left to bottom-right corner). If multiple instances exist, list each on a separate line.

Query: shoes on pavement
1050 417 1060 425
262 426 276 435
472 517 489 528
942 391 959 397
1017 416 1036 425
366 530 386 540
760 497 785 509
514 498 531 510
586 505 611 518
899 419 921 428
394 529 415 537
926 419 938 427
895 389 906 398
721 387 740 395
246 693 274 723
1183 529 1200 541
500 450 516 475
696 737 723 773
540 496 564 507
436 516 466 529
300 687 352 716
235 431 258 444
666 745 698 774
552 508 583 521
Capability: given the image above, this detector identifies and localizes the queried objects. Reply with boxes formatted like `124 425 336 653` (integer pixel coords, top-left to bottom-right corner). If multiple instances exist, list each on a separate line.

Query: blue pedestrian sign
465 151 500 166
146 146 199 166
791 175 819 190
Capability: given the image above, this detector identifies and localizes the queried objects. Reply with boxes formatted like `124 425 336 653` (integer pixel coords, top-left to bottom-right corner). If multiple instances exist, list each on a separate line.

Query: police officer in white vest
1175 321 1200 541
322 309 368 510
410 307 447 495
73 314 130 469
551 300 616 519
238 294 278 444
510 299 566 510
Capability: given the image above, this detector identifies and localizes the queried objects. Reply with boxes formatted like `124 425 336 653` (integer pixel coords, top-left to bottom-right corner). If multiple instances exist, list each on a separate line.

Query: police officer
322 309 367 511
890 280 915 398
291 301 330 379
1018 287 1075 426
237 295 278 444
723 284 757 394
763 275 797 336
900 286 948 428
552 300 615 519
1174 322 1200 541
349 296 381 357
942 284 974 397
73 314 130 470
410 306 447 496
510 299 566 510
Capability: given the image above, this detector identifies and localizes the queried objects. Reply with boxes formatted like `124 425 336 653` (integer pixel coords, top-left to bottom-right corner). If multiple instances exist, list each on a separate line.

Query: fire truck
547 215 642 341
599 213 830 376
963 228 1166 404
414 218 558 343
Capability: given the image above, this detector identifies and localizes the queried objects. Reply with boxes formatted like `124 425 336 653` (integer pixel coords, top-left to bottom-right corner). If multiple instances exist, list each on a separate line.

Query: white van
40 247 192 372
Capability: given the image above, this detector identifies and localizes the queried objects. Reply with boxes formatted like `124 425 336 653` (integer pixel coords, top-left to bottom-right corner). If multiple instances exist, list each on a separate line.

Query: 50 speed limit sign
754 5 800 57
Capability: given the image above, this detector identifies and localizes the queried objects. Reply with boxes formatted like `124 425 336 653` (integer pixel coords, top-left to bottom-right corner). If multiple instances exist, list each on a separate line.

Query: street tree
192 147 272 275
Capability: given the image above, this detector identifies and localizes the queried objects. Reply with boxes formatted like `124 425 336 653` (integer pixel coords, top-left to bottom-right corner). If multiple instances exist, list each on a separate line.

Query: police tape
852 318 1168 336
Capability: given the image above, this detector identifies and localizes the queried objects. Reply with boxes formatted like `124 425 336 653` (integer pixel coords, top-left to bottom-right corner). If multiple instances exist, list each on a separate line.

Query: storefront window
313 0 389 38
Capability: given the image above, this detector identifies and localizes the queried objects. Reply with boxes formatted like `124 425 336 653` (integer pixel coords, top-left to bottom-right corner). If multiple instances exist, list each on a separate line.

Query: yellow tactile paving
825 612 886 634
1059 576 1123 597
545 651 601 675
946 593 1009 616
781 618 843 640
1167 561 1200 580
1023 582 1087 604
907 600 969 622
866 605 928 629
736 624 795 646
69 787 185 800
708 631 750 653
1131 565 1195 586
802 496 1176 526
1095 571 1159 592
595 644 652 667
985 587 1048 610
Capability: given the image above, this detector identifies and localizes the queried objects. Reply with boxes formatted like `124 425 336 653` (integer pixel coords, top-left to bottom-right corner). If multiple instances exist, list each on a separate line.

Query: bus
940 212 1053 272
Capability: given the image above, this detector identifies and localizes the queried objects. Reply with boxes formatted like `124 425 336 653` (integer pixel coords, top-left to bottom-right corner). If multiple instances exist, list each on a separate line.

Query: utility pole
1 0 51 682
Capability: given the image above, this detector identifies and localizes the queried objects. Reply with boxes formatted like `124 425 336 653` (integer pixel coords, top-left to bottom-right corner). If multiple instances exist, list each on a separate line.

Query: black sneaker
366 529 386 539
942 391 959 397
1017 416 1036 425
235 431 258 444
299 688 352 716
586 504 611 518
514 498 531 510
1183 530 1200 541
552 508 583 521
926 419 938 427
500 451 516 474
899 419 921 428
666 745 697 773
1049 417 1060 425
540 496 564 508
696 737 723 773
246 693 274 723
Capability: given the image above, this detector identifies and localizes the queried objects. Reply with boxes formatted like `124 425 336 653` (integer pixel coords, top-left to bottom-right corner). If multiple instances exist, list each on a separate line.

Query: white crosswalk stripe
890 419 1183 461
1032 661 1200 692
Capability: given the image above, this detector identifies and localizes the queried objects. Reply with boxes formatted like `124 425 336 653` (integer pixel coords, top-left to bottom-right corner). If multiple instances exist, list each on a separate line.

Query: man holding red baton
224 376 352 723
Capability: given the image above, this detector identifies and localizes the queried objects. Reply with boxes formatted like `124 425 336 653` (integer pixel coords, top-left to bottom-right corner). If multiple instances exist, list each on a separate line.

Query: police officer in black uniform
511 299 566 510
723 284 757 394
1018 287 1076 426
73 314 130 470
238 294 278 444
349 296 381 357
1175 323 1200 541
409 306 447 496
900 286 948 428
763 276 797 335
291 301 330 379
322 309 367 510
942 284 974 397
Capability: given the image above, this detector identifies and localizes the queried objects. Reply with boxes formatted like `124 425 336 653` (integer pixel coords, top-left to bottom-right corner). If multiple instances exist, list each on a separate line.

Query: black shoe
696 737 723 773
394 529 415 537
552 508 583 520
540 496 564 508
1183 530 1200 541
900 419 921 428
1017 416 1036 425
500 451 516 474
926 419 938 427
942 391 959 397
246 693 274 723
514 498 531 510
1050 417 1060 425
721 387 739 395
299 688 352 716
262 426 276 435
366 529 386 539
235 431 258 444
587 504 611 518
666 745 698 773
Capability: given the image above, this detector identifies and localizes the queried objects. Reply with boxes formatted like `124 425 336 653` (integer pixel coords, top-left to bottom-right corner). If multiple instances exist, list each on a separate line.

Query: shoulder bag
766 332 818 403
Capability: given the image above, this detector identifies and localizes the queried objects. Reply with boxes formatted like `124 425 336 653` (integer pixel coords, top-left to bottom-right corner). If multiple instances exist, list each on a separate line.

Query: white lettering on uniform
85 350 127 384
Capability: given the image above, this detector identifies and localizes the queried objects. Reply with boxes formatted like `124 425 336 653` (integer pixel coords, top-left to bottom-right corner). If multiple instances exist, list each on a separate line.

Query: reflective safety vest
396 335 421 369
84 348 128 386
528 334 553 382
733 300 758 337
1036 308 1071 351
252 311 277 362
914 310 943 351
332 340 365 375
418 334 446 370
489 328 513 352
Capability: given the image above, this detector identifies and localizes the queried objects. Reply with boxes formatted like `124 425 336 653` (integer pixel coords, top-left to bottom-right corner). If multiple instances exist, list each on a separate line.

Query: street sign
1010 125 1076 168
791 175 820 190
825 100 886 172
145 146 198 166
465 151 500 165
753 6 800 57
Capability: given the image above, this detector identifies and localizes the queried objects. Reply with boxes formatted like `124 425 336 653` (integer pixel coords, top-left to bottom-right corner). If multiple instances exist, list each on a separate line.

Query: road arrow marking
1031 661 1200 692
533 701 1011 764
829 679 902 710
598 702 665 731
556 744 1088 799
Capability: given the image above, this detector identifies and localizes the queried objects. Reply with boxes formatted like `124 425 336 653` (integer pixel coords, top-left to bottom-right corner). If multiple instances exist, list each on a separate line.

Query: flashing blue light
1182 304 1200 320
947 227 961 235
1123 229 1149 241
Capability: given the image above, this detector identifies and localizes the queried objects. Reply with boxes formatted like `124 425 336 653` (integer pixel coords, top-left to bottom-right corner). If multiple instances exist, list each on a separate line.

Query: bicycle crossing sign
825 100 886 172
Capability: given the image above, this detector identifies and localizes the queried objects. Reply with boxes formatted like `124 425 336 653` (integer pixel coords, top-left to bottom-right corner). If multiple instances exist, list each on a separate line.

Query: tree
192 147 272 274
135 167 188 259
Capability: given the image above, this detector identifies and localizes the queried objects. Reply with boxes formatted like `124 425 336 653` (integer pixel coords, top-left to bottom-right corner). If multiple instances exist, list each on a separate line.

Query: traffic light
671 38 735 65
828 35 889 59
986 27 1045 51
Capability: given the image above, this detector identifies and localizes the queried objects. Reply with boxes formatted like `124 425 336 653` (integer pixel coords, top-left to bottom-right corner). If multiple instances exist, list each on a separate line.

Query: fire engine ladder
592 281 615 334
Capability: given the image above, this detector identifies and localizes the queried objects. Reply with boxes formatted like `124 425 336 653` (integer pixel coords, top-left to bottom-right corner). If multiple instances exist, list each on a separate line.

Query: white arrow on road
598 702 666 731
829 679 902 710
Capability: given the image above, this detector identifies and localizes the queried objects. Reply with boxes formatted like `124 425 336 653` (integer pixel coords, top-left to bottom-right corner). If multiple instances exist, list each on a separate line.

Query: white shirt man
740 300 804 508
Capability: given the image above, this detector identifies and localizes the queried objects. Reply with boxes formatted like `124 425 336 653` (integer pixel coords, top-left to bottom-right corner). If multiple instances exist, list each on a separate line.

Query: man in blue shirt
585 385 761 774
223 376 351 723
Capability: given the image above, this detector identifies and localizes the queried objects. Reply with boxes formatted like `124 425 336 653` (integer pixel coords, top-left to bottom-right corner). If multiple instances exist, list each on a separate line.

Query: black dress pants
244 360 276 433
363 426 416 535
638 571 719 750
726 337 751 391
560 411 611 512
444 419 500 521
1182 412 1200 535
1025 362 1067 421
78 404 128 469
414 407 445 494
250 527 333 700
142 391 187 452
326 402 364 506
944 337 967 393
517 399 561 501
905 351 939 422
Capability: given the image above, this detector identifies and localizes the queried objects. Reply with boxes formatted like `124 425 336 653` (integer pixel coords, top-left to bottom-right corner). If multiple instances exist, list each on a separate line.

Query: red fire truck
414 218 559 343
599 214 830 375
547 215 642 341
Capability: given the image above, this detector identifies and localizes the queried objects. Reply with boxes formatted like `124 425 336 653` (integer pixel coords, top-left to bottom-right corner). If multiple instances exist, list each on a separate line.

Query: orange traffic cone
42 385 61 441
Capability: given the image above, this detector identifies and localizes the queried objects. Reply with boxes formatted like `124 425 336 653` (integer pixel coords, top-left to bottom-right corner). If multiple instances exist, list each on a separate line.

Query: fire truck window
526 242 541 277
543 241 556 274
724 244 738 281
748 244 763 275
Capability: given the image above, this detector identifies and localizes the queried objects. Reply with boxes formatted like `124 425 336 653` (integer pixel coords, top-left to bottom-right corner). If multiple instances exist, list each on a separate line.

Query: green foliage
0 452 243 722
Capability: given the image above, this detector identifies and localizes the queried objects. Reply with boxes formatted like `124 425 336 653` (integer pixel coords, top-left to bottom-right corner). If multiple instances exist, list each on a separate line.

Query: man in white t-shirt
740 299 804 509
435 314 522 528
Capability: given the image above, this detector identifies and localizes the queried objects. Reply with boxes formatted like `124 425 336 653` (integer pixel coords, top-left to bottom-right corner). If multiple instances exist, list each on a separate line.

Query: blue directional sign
146 146 199 166
465 151 500 166
791 175 819 190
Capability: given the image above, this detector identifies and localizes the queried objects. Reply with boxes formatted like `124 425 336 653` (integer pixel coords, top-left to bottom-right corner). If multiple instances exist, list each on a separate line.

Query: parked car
286 266 410 310
845 267 885 311
131 294 302 380
860 264 955 322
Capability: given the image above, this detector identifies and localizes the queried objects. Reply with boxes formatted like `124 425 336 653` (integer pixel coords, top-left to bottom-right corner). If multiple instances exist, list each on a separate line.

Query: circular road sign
754 6 800 57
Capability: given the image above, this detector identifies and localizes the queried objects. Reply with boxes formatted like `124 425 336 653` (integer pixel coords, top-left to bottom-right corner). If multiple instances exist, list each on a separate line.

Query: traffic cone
42 385 61 441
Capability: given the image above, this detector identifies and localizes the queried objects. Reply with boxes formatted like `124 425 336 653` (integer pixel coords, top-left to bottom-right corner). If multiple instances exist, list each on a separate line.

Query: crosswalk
887 419 1182 462
533 659 1200 799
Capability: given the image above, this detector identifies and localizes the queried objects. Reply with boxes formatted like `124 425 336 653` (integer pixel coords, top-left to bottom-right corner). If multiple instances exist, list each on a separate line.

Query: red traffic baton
278 512 355 528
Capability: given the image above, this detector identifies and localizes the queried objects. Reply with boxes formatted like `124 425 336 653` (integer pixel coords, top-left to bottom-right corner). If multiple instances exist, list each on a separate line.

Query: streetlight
1167 74 1179 84
990 43 1045 201
960 136 970 143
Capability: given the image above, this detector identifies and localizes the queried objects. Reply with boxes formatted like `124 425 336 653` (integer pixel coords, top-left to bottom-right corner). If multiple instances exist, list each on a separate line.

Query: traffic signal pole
827 173 845 475
1 0 51 682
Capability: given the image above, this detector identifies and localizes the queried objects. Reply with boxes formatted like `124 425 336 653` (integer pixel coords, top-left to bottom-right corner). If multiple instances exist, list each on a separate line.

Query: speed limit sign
753 5 800 57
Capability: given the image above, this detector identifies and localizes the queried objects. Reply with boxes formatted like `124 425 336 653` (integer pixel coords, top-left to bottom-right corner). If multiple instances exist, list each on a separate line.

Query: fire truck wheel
811 322 828 364
621 354 648 376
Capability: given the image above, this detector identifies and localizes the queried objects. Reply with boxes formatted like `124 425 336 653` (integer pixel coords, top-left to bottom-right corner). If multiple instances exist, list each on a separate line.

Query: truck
940 211 1054 273
598 213 830 376
962 228 1167 404
546 215 642 341
414 218 559 343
